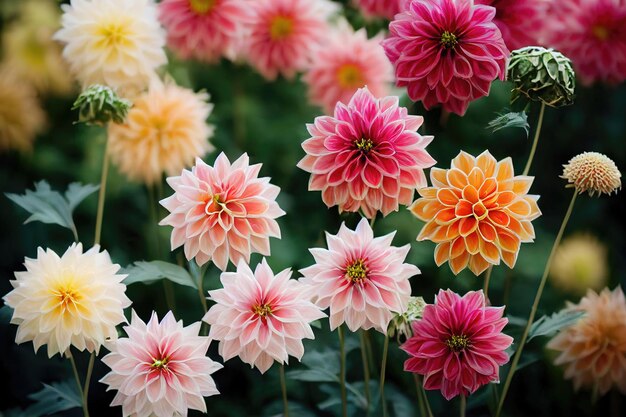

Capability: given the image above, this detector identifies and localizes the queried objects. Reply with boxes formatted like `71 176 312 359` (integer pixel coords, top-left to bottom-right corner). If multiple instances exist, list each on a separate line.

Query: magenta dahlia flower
382 0 509 116
297 87 435 218
203 259 326 373
299 218 420 333
403 289 513 400
160 153 285 271
100 311 222 417
475 0 549 50
354 0 403 20
303 22 393 114
158 0 249 62
241 0 337 80
544 0 626 84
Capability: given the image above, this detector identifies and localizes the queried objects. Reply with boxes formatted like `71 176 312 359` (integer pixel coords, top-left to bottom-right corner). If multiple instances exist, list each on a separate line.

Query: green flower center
346 259 368 283
440 31 458 49
189 0 216 15
151 356 170 370
355 138 374 153
446 334 470 352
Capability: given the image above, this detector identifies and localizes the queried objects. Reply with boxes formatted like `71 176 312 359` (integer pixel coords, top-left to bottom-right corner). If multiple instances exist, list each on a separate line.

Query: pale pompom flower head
403 289 513 400
543 0 626 85
302 21 394 114
550 233 609 296
241 0 338 80
353 0 403 20
108 78 214 185
100 311 222 417
410 150 542 275
3 243 131 358
54 0 167 95
547 286 626 396
561 152 622 197
203 259 326 374
382 0 509 116
160 153 286 271
159 0 250 62
299 218 420 333
388 296 427 343
298 87 436 218
0 67 46 153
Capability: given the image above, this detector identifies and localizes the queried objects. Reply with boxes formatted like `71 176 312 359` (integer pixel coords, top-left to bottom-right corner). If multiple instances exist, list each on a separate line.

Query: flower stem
523 102 546 176
68 352 90 417
197 270 208 314
380 335 389 417
482 265 493 300
82 352 95 415
496 191 578 417
94 137 110 246
460 395 466 417
338 325 348 417
359 330 371 412
413 374 433 417
280 363 289 417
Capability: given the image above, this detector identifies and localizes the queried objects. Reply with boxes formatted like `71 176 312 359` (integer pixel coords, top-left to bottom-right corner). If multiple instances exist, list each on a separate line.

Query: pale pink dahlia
299 218 420 333
403 289 513 400
475 0 548 50
353 0 403 20
203 259 326 373
303 22 393 114
158 0 249 62
544 0 626 84
382 0 509 116
159 153 285 271
241 0 337 80
100 311 222 417
297 87 436 218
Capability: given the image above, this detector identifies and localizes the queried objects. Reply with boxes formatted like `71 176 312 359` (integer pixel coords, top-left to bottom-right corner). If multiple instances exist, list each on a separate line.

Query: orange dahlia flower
410 150 541 275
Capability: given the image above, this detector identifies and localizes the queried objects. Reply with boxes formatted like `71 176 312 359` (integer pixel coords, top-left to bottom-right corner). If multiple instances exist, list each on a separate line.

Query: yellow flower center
446 334 470 352
151 356 170 370
355 138 374 153
189 0 217 14
95 22 132 49
592 25 610 40
337 64 365 89
52 283 82 313
269 16 293 40
440 31 458 49
346 259 368 283
253 303 273 317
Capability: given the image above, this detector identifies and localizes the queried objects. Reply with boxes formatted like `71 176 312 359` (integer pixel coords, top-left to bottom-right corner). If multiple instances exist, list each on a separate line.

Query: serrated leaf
65 183 99 211
487 111 530 136
24 380 81 417
122 261 197 289
527 310 585 342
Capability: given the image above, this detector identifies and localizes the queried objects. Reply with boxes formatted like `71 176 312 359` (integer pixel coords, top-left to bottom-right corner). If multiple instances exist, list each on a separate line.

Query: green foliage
24 380 81 417
487 111 530 136
122 260 197 289
72 84 131 125
528 310 585 342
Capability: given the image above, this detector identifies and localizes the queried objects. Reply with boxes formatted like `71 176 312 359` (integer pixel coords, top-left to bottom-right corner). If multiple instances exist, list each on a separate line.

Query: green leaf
0 305 13 324
122 261 197 289
286 369 338 383
527 310 585 342
487 111 530 136
65 182 100 211
24 380 81 417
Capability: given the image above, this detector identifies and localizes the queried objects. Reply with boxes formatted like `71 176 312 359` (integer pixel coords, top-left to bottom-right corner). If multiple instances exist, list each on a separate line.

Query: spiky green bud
72 85 131 126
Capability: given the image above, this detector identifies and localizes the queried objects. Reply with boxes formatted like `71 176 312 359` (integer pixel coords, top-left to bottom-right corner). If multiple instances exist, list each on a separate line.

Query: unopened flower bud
72 85 131 126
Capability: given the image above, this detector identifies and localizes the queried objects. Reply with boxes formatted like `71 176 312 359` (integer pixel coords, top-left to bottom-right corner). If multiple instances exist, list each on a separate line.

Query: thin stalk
369 214 376 228
414 374 434 417
460 395 466 417
496 192 578 417
82 352 95 414
94 137 110 246
359 330 371 412
280 364 290 417
379 336 389 417
523 102 546 176
68 353 90 417
197 271 208 313
413 374 427 417
338 325 348 417
483 265 493 300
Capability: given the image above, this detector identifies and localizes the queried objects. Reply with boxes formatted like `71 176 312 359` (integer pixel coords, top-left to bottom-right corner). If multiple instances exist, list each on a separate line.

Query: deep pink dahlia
544 0 626 84
160 153 285 271
303 22 393 114
297 87 435 218
475 0 549 50
382 0 509 116
159 0 249 62
354 0 403 20
241 0 337 80
299 218 420 333
203 259 326 373
403 289 513 400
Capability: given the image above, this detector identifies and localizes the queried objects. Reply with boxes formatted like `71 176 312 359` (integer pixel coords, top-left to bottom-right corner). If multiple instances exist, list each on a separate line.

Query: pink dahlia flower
475 0 548 50
203 259 326 373
403 289 513 400
160 153 285 271
382 0 509 116
100 311 222 417
297 87 436 218
543 0 626 84
303 22 393 114
353 0 403 20
158 0 249 62
299 218 420 333
241 0 337 80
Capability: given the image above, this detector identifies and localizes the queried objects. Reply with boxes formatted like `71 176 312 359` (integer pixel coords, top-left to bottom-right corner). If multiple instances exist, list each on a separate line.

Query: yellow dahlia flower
3 243 131 358
108 80 214 184
561 152 621 197
54 0 167 95
550 234 608 296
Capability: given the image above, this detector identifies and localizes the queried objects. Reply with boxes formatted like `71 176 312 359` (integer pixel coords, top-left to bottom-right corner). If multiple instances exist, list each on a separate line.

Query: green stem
82 352 95 415
414 374 427 417
369 214 376 228
523 102 545 176
414 374 433 417
380 336 389 417
496 191 578 417
197 269 208 314
359 330 371 412
280 364 289 417
68 352 90 417
483 265 493 300
94 137 110 246
338 325 348 417
460 395 466 417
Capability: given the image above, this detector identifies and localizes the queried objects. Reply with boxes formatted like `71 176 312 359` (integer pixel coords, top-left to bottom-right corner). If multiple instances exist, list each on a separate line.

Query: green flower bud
387 296 427 342
508 46 576 108
72 85 131 126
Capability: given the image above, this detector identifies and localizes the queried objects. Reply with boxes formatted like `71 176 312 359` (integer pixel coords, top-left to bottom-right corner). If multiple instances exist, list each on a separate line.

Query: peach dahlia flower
410 150 541 275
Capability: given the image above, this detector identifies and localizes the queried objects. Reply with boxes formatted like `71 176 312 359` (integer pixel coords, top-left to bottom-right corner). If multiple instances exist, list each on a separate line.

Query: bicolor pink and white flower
543 0 626 84
160 153 285 271
353 0 403 20
203 259 326 373
298 87 436 218
403 289 513 400
299 218 420 333
100 311 222 417
382 0 509 115
303 22 393 114
241 0 337 80
158 0 249 62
